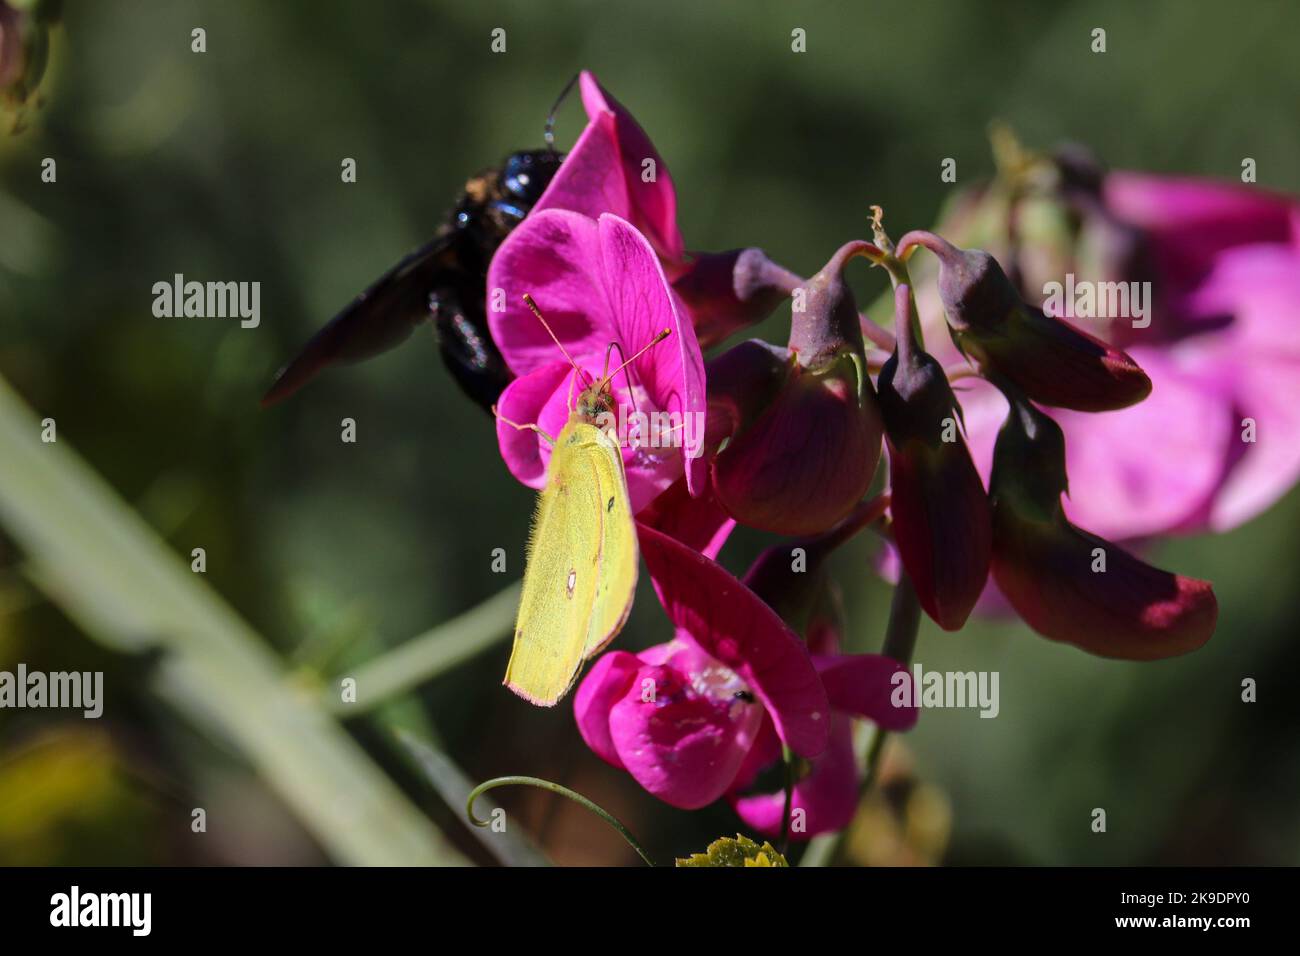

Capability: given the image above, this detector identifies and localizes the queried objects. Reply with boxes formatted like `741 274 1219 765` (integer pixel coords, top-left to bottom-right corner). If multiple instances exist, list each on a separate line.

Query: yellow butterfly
494 295 671 706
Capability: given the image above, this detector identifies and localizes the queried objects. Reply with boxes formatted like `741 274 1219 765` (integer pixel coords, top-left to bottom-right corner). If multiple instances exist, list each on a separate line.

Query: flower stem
882 571 922 664
798 571 922 867
779 744 796 857
467 775 656 867
860 572 921 787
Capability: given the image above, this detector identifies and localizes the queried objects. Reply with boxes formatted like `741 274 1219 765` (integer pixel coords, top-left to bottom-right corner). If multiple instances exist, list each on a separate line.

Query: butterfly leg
491 405 556 446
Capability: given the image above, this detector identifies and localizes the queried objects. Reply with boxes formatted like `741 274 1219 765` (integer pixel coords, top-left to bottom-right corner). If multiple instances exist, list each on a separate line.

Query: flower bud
900 231 1152 411
877 285 991 630
710 242 884 535
672 248 803 348
1 0 55 111
740 497 889 630
989 398 1217 659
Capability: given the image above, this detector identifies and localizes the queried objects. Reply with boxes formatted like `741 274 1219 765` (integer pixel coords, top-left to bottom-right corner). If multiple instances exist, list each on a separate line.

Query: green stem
779 744 795 857
862 207 925 350
799 572 922 867
328 580 521 715
859 573 921 789
882 572 922 663
467 776 656 866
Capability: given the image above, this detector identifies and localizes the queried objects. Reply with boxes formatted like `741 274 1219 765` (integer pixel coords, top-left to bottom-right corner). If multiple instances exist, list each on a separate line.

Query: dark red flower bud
673 248 803 348
878 285 991 630
0 0 57 113
709 242 884 535
989 398 1217 659
899 231 1151 412
740 497 889 629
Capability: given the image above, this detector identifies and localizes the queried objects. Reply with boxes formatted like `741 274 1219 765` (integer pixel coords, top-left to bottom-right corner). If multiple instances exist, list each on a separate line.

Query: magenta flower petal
1212 352 1300 530
636 476 736 561
578 72 684 265
606 644 763 809
1106 173 1293 260
530 108 624 231
1178 243 1300 530
950 346 1237 543
487 210 708 505
488 209 608 376
730 714 859 840
1054 349 1234 538
600 217 709 492
637 522 830 758
729 714 782 794
574 650 641 769
814 655 918 732
493 360 575 488
532 72 684 267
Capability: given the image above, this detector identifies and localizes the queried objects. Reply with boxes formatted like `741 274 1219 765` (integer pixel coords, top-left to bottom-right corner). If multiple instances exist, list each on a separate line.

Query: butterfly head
575 377 617 422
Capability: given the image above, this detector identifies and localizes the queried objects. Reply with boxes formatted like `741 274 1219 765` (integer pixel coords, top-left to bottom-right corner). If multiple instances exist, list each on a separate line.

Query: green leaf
676 834 789 867
0 376 463 866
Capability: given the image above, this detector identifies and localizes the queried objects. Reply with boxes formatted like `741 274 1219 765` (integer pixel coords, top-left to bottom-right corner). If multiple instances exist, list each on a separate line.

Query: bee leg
491 405 556 447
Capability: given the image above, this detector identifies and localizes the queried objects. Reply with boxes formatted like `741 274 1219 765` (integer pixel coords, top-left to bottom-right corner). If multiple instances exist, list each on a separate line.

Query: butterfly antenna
522 294 593 387
544 73 580 151
605 328 672 385
604 341 640 416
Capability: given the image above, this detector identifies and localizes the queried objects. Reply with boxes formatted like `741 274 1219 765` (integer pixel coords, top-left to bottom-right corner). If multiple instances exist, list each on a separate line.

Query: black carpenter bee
261 80 575 410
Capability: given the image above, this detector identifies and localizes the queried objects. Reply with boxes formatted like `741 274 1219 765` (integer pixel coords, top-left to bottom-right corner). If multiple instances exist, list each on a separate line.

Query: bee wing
261 232 462 407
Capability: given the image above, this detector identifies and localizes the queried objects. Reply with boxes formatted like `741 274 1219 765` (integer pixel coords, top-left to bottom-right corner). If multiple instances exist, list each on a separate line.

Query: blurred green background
1 0 1298 865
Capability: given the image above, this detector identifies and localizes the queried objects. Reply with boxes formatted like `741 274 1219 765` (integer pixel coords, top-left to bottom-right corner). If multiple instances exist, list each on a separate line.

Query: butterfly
495 295 670 706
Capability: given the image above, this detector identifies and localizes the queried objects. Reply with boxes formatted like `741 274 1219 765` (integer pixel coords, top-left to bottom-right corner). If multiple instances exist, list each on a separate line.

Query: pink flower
943 171 1300 540
1093 173 1300 533
488 210 707 511
533 71 800 348
574 523 831 809
533 72 684 269
729 628 917 841
575 515 916 833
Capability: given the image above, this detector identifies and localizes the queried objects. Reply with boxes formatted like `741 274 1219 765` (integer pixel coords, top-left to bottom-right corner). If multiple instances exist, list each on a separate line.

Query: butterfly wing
583 423 638 659
505 422 606 706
